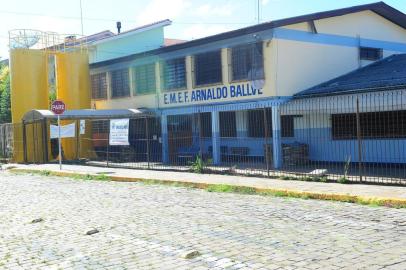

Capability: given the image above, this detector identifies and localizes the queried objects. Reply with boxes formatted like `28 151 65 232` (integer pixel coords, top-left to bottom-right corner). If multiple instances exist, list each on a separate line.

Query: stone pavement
7 163 406 201
0 171 406 269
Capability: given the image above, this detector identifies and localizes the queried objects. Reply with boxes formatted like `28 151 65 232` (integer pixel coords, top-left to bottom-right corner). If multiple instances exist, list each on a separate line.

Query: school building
5 2 406 184
80 2 406 180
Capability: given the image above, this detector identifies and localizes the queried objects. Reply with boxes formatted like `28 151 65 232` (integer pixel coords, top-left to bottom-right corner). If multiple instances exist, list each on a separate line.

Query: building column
161 114 169 164
272 105 283 169
211 111 221 165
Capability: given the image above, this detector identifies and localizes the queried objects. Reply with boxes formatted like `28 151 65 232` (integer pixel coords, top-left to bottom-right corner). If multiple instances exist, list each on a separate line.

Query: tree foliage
0 64 11 124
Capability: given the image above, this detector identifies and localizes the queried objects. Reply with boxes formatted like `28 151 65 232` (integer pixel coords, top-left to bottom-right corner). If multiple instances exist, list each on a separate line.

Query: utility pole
80 0 84 35
257 0 260 24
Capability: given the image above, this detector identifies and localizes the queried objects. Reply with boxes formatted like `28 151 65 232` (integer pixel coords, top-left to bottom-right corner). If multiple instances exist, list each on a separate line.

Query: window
281 116 294 137
360 47 383 61
135 63 156 95
111 69 130 98
219 111 236 137
163 58 186 91
91 73 107 99
332 110 406 140
199 112 212 138
231 42 264 81
247 109 295 138
194 50 222 86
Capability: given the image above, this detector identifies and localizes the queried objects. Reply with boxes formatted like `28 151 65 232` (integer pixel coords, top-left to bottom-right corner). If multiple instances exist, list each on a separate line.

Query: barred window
247 109 294 138
111 69 130 98
199 112 212 138
91 73 107 99
135 63 156 95
360 47 383 61
231 42 264 81
220 111 236 137
163 58 186 91
332 110 406 140
194 50 222 86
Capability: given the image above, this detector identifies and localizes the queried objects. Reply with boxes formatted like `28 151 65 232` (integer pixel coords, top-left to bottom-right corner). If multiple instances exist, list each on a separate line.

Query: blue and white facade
88 2 406 169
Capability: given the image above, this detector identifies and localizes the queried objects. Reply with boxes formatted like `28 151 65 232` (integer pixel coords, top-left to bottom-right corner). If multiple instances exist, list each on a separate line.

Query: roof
90 2 406 68
164 38 187 46
294 54 406 98
89 19 172 45
22 109 154 123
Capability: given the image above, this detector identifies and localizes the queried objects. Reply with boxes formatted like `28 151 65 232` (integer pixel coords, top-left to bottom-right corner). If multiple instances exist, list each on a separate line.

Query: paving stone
0 171 405 269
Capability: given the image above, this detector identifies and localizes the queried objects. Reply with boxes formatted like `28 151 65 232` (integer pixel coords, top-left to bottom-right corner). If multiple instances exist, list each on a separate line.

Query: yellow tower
9 30 92 163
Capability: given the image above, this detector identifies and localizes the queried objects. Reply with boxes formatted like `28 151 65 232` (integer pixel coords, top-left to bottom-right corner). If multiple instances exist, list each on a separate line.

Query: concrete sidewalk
5 163 406 202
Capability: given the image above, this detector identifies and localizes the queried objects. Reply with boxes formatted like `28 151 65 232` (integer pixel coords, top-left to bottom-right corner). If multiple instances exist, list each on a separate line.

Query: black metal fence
0 123 14 160
7 90 406 185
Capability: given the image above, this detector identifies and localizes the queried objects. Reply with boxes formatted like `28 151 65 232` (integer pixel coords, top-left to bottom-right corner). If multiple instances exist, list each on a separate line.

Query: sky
1 0 406 59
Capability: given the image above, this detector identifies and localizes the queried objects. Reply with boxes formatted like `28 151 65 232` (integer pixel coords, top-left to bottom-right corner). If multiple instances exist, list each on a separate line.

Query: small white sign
109 119 130 146
80 120 86 135
50 123 76 139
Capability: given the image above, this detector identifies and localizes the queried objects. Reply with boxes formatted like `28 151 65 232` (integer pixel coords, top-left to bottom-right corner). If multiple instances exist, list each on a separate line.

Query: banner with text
162 83 264 106
109 119 130 146
50 123 76 139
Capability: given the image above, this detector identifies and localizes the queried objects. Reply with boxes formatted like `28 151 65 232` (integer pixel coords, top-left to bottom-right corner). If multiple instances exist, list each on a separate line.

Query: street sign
51 100 66 115
51 100 66 170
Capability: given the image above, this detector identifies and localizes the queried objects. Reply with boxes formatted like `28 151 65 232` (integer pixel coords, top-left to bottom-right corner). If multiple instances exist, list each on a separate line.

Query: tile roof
294 54 406 98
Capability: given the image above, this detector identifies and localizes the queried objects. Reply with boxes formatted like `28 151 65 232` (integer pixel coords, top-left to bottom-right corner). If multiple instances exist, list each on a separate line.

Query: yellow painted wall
314 10 406 43
10 49 49 162
274 39 358 97
56 51 92 160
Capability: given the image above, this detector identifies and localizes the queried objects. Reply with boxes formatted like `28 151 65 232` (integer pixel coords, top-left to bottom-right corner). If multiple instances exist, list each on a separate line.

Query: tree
0 65 11 124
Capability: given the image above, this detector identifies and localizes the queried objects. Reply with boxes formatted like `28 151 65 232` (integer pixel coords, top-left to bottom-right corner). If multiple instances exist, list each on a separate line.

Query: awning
22 108 154 124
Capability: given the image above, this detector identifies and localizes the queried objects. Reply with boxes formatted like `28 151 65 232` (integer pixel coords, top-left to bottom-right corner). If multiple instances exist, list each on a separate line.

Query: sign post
51 100 66 170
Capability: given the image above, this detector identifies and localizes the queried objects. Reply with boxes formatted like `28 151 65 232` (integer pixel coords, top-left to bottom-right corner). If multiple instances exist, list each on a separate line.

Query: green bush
190 156 211 174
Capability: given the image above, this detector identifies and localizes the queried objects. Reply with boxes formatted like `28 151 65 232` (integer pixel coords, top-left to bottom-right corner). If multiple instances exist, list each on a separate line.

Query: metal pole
22 121 27 163
58 115 62 170
356 98 363 182
257 0 260 24
107 122 110 167
76 119 80 161
145 117 150 169
263 108 270 177
198 112 203 160
79 0 84 35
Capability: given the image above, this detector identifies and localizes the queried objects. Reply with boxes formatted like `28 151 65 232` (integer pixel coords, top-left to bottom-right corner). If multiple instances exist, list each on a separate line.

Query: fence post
197 112 203 160
22 121 27 163
161 114 169 164
106 121 110 167
145 117 150 169
272 105 283 169
211 111 221 165
263 108 270 177
356 98 363 182
42 119 48 163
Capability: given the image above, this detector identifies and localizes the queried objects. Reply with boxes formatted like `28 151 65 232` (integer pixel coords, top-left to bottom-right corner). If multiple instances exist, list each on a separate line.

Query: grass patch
206 184 256 195
13 169 112 182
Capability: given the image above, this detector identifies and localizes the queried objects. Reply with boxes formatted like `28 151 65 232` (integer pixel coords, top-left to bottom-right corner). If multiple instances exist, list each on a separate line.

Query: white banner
80 120 86 135
50 123 76 139
109 119 129 146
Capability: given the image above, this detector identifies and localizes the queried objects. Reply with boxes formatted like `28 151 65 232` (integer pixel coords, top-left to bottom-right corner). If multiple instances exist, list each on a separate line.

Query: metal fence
7 90 406 185
0 123 14 160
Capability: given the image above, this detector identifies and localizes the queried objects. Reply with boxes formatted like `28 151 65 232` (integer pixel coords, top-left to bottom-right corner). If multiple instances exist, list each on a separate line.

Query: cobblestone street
0 171 405 270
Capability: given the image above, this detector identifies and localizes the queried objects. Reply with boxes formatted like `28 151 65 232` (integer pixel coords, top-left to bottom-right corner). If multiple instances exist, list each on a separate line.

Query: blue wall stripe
273 28 406 52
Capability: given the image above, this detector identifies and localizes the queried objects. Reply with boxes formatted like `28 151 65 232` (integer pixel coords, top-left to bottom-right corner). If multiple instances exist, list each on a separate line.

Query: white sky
1 0 405 59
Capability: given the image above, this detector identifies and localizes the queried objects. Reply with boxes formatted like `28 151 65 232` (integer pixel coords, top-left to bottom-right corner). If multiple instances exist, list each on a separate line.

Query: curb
9 168 406 208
